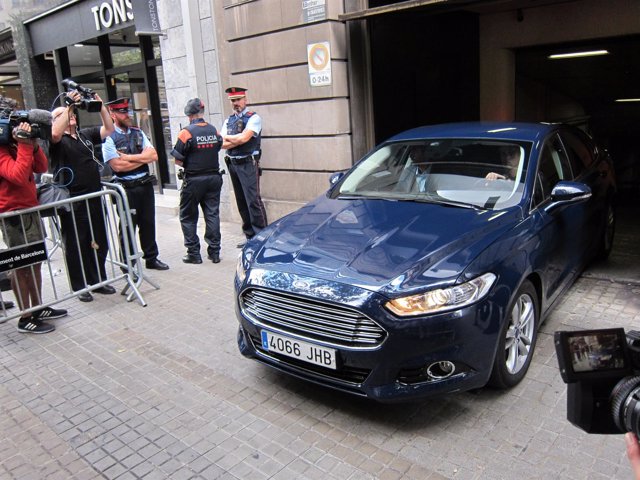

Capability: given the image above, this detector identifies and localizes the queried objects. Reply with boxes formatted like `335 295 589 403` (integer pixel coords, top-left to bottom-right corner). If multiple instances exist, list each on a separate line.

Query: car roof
387 121 562 144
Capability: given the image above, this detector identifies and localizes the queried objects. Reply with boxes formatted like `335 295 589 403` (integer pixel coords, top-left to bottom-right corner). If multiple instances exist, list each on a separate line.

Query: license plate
261 330 337 370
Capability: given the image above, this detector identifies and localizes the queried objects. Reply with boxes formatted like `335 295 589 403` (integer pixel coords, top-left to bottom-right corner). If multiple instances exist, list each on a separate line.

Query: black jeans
59 197 109 291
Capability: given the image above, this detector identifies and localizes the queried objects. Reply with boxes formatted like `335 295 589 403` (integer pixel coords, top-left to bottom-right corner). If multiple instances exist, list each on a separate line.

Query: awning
24 0 162 56
338 0 485 21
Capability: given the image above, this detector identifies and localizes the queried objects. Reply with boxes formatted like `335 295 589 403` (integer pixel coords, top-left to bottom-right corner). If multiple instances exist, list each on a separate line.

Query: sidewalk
0 210 638 479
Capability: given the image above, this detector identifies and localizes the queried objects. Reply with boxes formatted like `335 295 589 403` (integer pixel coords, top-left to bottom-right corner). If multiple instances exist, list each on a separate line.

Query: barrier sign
0 242 48 273
307 42 332 87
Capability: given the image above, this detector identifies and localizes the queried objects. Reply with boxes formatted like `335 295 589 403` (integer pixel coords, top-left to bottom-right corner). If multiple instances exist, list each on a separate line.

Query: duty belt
117 175 153 189
225 155 255 165
185 170 220 177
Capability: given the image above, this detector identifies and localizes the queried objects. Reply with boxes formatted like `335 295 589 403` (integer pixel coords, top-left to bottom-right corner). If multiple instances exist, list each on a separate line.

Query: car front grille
240 287 386 348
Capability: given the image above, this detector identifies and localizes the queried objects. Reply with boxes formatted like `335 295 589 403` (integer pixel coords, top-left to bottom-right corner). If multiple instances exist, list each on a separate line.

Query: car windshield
333 139 532 210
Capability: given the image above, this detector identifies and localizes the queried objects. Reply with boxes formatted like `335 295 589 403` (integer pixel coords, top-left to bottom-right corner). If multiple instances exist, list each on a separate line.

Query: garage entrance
515 35 640 202
514 36 640 282
368 9 480 144
347 0 640 281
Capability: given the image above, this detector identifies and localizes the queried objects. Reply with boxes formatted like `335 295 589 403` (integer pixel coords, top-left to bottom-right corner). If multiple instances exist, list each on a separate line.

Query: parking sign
307 42 332 87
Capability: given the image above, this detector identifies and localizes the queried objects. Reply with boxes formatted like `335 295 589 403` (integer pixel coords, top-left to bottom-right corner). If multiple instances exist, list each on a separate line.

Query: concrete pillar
180 0 207 103
12 22 58 110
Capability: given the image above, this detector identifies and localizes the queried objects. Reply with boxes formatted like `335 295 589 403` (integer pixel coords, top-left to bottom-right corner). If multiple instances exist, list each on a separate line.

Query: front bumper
235 270 504 402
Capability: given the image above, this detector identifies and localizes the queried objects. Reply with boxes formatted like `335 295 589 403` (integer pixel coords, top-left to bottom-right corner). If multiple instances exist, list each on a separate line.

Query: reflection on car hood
249 196 522 293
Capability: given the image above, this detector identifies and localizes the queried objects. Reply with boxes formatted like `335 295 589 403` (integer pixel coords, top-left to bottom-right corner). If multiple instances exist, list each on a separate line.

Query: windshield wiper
337 192 389 200
410 196 488 210
337 193 488 210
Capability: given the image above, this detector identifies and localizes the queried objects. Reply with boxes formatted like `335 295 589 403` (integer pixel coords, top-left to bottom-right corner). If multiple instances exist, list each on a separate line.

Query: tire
595 200 616 261
489 280 539 389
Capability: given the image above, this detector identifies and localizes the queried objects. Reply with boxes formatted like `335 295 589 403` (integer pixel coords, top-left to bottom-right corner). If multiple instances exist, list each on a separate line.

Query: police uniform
171 98 223 264
221 87 268 243
102 98 168 270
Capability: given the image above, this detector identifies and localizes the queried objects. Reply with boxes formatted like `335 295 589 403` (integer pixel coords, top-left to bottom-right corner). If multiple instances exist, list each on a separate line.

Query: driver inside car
486 145 521 181
396 146 431 192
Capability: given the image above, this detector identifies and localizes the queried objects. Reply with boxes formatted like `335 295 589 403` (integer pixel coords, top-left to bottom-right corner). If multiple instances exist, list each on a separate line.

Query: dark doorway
515 35 640 202
515 36 640 278
369 11 480 144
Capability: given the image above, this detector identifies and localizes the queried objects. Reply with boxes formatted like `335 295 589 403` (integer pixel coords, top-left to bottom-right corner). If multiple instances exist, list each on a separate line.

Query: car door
558 129 610 254
529 133 590 310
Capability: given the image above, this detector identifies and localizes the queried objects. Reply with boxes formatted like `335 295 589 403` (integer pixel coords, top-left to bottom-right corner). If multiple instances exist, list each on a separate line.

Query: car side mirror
329 171 345 186
546 181 591 212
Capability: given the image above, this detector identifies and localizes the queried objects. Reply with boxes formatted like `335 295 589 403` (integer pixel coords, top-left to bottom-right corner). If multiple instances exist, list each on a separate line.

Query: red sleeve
0 144 38 186
33 145 48 174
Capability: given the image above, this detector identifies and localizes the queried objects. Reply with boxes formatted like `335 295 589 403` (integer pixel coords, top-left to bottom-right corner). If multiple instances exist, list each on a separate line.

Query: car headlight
236 252 248 283
385 272 497 316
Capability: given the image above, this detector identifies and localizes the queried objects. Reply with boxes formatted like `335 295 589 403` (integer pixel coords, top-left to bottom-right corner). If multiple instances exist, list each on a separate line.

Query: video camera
61 79 102 113
555 328 640 437
0 109 52 145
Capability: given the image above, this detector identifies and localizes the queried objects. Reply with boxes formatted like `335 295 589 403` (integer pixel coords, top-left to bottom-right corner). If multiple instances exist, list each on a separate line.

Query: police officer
221 87 268 248
102 98 169 271
171 98 223 264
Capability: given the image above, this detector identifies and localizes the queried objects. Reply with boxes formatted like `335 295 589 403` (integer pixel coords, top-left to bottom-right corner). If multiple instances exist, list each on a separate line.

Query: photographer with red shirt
0 96 67 333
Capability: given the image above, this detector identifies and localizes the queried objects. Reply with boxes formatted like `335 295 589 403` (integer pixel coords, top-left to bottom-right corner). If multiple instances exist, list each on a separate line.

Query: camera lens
610 376 640 437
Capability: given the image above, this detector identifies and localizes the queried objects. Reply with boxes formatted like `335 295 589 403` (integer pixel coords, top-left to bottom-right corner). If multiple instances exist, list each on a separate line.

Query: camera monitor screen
555 328 632 383
567 331 626 373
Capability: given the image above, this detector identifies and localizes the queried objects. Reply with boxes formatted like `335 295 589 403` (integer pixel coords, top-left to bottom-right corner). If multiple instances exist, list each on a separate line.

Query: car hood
248 195 523 294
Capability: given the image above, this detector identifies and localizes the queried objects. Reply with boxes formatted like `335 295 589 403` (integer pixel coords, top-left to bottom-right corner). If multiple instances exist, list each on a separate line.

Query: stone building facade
161 0 354 223
4 0 640 223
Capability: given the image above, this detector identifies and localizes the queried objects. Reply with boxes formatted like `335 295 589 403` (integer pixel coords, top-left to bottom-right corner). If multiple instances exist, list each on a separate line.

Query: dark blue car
235 122 616 401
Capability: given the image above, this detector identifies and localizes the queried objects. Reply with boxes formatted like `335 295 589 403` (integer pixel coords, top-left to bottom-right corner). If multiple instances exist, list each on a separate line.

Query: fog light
427 361 456 379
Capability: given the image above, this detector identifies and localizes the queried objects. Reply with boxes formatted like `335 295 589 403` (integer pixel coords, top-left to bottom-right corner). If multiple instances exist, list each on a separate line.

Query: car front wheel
489 280 539 389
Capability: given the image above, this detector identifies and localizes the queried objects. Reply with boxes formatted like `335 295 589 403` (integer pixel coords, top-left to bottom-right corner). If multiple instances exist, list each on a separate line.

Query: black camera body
62 79 102 113
555 328 640 436
0 109 53 145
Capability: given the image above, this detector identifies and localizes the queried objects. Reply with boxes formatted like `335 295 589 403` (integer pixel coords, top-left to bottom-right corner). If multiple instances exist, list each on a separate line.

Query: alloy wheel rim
504 293 535 374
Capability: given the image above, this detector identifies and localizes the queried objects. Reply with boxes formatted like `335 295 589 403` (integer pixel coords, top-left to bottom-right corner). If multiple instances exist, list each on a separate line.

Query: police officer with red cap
102 98 169 271
221 87 268 248
171 98 223 264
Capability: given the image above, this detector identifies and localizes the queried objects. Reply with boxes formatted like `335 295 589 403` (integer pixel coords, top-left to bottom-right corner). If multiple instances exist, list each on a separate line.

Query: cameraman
0 95 67 333
50 90 116 302
627 433 640 479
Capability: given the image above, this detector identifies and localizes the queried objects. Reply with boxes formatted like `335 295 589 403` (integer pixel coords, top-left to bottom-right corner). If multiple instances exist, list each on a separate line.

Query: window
532 134 572 208
560 130 595 179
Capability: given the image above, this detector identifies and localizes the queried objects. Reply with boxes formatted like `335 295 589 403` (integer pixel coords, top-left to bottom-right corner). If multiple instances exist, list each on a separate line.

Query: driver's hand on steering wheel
485 172 506 181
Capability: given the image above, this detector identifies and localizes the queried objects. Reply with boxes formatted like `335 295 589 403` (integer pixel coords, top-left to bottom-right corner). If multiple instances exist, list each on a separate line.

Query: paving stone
0 215 637 480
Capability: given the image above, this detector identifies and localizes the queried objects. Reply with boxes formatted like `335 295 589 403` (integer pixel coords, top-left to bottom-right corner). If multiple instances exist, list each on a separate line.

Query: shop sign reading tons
25 0 162 56
91 0 134 31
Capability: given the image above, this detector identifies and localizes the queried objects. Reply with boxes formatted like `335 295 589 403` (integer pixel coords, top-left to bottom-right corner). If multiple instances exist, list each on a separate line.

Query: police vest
109 127 149 179
226 111 261 157
183 121 222 174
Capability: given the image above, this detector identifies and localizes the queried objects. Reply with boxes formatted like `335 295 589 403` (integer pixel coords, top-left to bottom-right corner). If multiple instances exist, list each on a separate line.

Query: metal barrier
0 181 159 324
101 181 159 300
